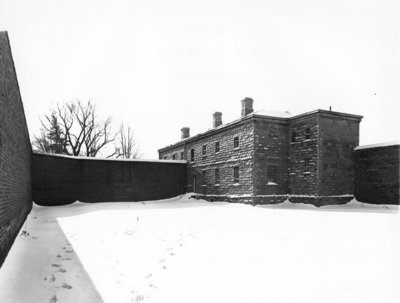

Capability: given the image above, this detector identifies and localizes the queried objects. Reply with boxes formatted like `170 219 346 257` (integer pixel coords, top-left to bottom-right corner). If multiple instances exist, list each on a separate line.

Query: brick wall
355 145 400 204
0 32 32 266
32 153 187 205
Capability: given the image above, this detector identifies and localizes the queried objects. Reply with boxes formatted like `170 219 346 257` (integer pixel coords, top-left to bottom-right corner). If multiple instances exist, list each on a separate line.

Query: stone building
158 98 363 205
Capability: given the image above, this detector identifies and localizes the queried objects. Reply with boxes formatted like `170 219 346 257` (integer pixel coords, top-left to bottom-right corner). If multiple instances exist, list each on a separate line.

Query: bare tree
114 123 141 159
34 100 117 157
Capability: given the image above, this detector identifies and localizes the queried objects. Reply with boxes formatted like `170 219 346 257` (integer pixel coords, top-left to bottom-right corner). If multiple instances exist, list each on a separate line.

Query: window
202 170 207 185
290 162 295 173
202 144 207 157
190 149 195 162
172 154 176 160
267 165 277 183
215 169 220 185
180 152 184 160
233 166 239 183
304 159 311 172
305 127 311 139
233 136 239 149
291 131 296 142
215 141 220 153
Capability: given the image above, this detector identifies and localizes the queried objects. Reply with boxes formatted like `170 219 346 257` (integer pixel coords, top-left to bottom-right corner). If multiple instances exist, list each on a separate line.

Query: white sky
1 0 399 158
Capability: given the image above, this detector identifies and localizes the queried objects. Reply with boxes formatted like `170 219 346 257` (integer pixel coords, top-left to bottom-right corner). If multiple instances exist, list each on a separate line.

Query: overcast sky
1 0 399 158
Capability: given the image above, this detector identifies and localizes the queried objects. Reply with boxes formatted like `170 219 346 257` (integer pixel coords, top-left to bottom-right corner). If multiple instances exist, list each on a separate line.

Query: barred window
267 165 277 183
233 136 239 149
304 159 311 172
202 144 207 156
215 141 220 153
291 131 297 142
190 149 195 162
305 127 311 139
233 166 239 183
215 169 220 185
202 170 207 185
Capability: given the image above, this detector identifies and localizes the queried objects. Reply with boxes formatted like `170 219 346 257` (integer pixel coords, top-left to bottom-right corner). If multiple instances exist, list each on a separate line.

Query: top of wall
158 108 363 152
33 151 187 164
355 141 400 151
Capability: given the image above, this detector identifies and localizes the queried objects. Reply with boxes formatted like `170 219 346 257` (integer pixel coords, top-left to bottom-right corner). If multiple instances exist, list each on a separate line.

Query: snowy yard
0 195 399 303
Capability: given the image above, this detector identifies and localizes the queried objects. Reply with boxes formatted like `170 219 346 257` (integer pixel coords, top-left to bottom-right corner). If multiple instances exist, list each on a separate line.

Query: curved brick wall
0 32 32 266
32 153 187 206
355 145 400 204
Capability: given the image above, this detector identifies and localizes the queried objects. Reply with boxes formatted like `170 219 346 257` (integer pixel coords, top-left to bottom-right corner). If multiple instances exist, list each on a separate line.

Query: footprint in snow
60 283 72 289
48 294 57 303
57 268 67 273
56 254 62 258
136 295 144 302
44 274 56 283
148 283 157 289
51 264 61 268
145 274 152 279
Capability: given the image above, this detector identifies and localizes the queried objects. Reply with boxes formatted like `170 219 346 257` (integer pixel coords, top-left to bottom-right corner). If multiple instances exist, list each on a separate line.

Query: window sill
233 147 240 151
267 182 278 186
289 173 296 175
303 172 311 175
233 183 240 186
215 184 220 187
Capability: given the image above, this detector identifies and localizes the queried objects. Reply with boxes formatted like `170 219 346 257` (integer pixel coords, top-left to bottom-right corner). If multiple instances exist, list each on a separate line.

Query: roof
158 108 363 153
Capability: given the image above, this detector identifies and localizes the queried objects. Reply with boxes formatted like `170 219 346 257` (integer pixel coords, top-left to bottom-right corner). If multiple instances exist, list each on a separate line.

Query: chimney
241 97 254 117
213 112 222 128
181 127 190 139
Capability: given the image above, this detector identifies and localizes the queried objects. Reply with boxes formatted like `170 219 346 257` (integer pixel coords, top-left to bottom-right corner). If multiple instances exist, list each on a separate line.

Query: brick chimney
241 97 254 117
181 127 190 139
213 112 222 128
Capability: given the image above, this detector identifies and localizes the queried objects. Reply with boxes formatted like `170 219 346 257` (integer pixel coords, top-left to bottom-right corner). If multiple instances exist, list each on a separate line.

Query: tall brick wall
318 113 361 196
355 145 400 204
0 32 32 266
32 153 187 206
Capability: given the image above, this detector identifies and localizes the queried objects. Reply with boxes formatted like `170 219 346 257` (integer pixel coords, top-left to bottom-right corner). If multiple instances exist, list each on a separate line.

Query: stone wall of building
253 117 288 203
0 32 32 266
355 144 400 204
287 114 319 196
318 112 361 198
32 153 187 206
159 118 255 202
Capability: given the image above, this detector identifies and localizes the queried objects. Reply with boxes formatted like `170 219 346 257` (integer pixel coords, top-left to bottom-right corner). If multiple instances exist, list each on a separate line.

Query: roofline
158 109 364 153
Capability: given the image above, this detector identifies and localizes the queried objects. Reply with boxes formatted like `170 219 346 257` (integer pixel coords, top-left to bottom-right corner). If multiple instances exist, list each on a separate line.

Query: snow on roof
253 109 292 118
355 140 400 150
33 151 187 164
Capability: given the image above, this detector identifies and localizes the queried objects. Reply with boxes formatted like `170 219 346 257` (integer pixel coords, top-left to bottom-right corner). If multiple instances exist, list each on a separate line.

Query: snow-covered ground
0 195 399 303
